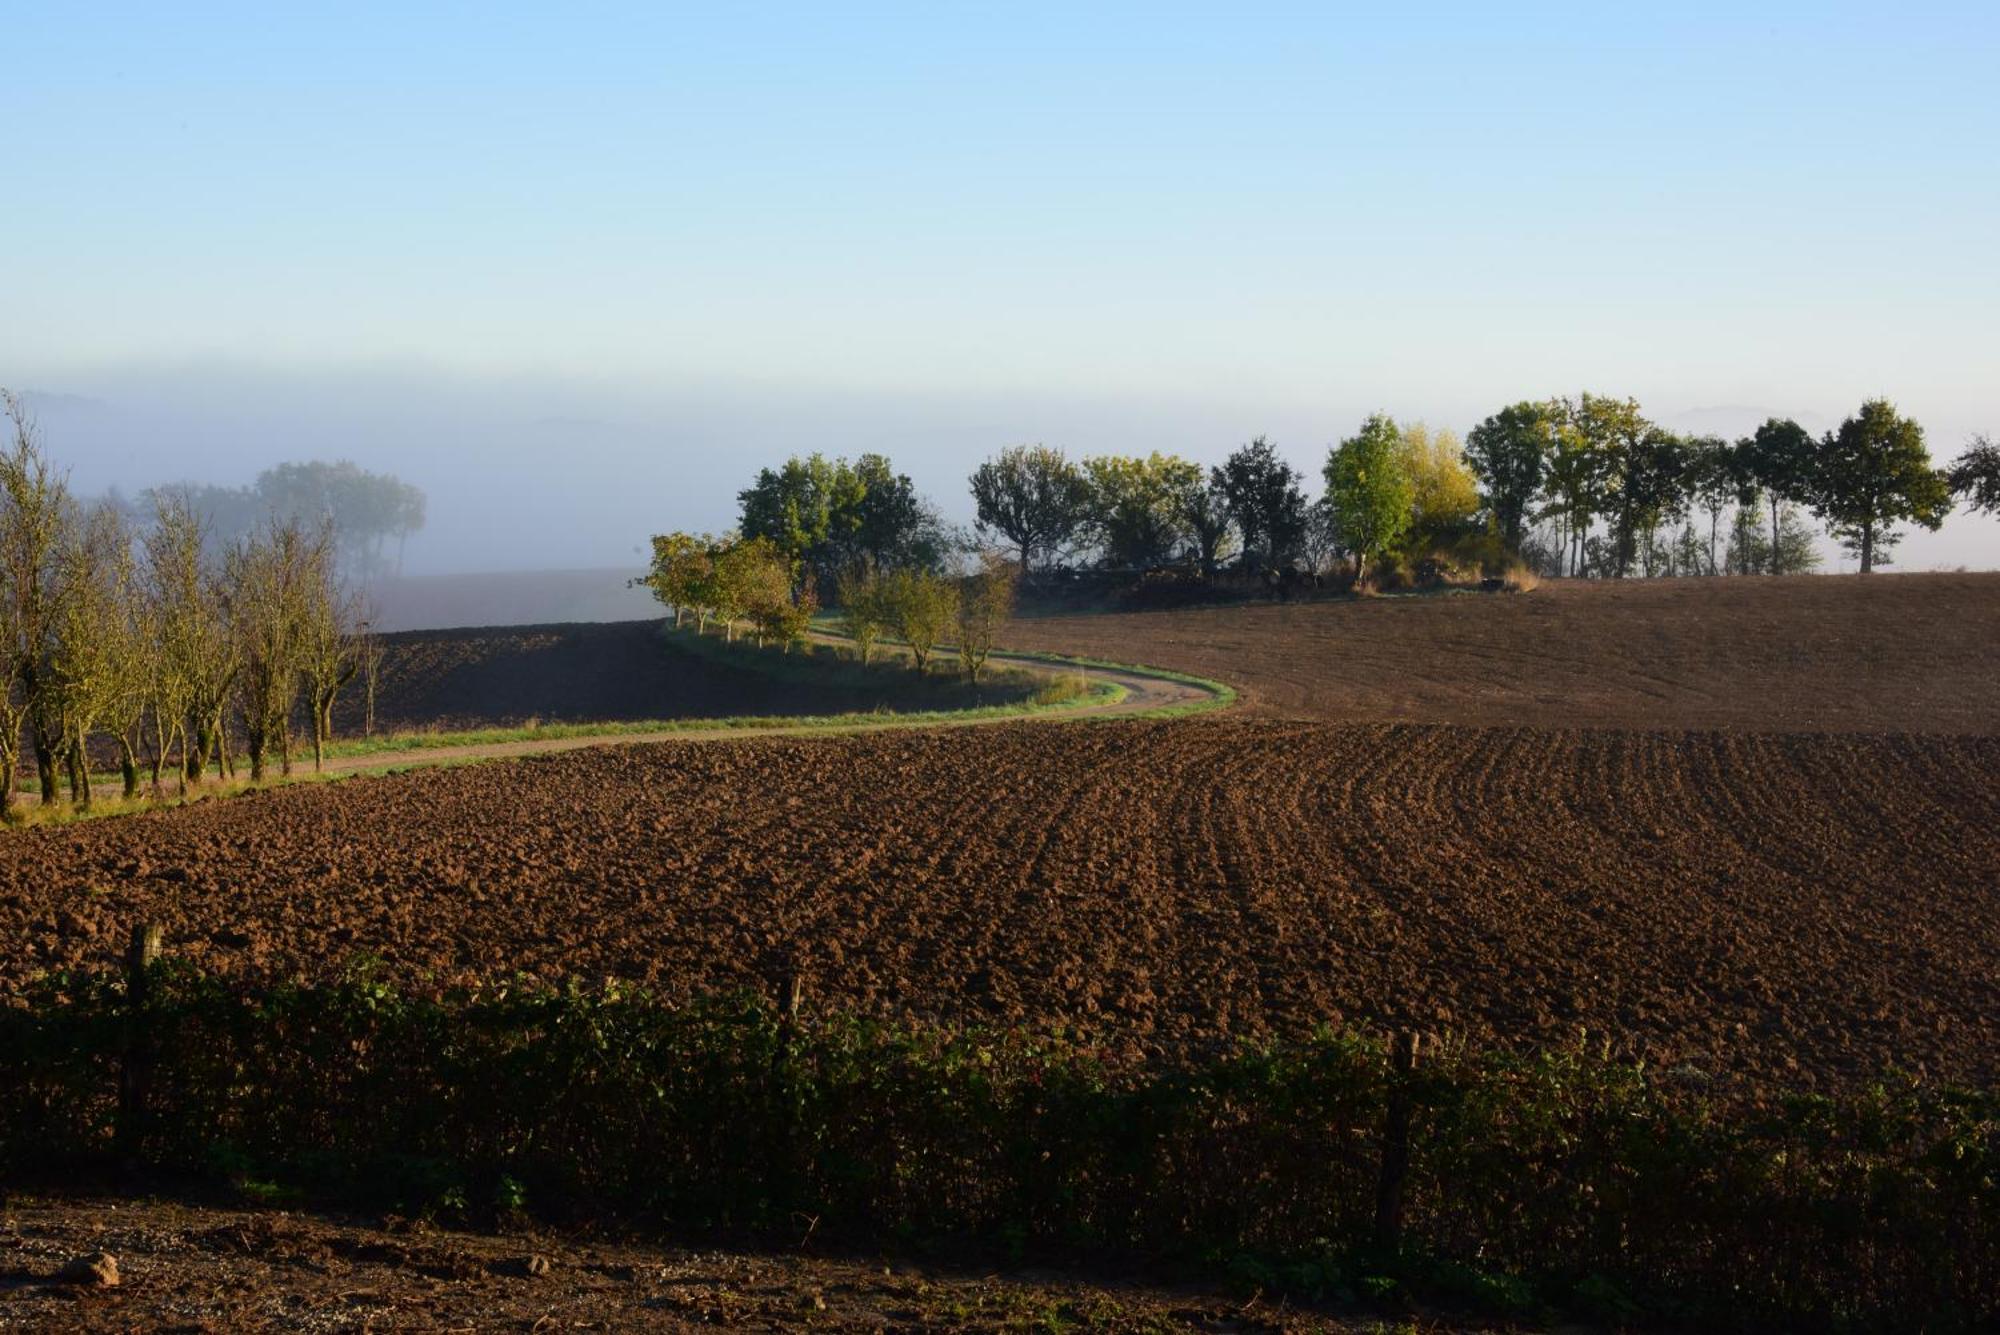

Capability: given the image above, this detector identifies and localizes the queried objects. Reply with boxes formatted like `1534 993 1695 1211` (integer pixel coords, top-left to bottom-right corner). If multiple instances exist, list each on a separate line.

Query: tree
1742 418 1816 567
1396 422 1479 556
642 531 713 628
1948 434 2000 514
1169 470 1235 576
956 556 1017 684
145 489 237 787
748 565 815 651
229 519 320 781
709 535 786 643
1562 394 1654 577
254 460 427 580
851 454 951 572
1323 415 1414 588
1084 453 1198 568
969 445 1093 575
1621 427 1692 577
1541 398 1617 577
0 391 77 807
299 536 362 772
1809 399 1952 573
1684 437 1733 576
1216 438 1309 568
1719 441 1764 575
46 504 136 807
884 569 958 673
835 567 887 665
1465 401 1554 552
738 454 861 590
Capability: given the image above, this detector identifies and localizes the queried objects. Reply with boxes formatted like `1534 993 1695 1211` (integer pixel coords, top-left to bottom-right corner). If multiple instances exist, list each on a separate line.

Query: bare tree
146 490 236 789
299 533 362 771
0 391 77 807
229 519 318 782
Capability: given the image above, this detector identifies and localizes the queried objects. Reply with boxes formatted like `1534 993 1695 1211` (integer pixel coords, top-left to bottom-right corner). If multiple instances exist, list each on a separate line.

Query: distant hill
365 568 660 633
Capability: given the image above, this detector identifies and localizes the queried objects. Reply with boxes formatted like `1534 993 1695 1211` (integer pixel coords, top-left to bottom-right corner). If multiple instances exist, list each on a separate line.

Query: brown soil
345 621 872 732
0 1195 1391 1331
1003 573 2000 734
8 719 1995 1091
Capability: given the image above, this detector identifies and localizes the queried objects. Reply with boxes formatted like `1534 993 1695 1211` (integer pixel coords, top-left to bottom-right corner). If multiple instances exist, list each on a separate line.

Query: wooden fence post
1374 1029 1422 1250
117 923 164 1167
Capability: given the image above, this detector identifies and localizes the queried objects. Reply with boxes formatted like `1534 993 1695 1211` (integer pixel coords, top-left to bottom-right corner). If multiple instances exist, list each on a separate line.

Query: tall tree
1808 399 1952 573
1323 415 1414 588
1464 401 1553 552
969 445 1093 575
1084 453 1199 568
1170 470 1235 576
1622 427 1692 578
1684 437 1733 576
1215 437 1309 568
738 454 862 590
1563 394 1652 577
850 454 949 572
0 391 77 806
1396 422 1479 556
1742 418 1816 566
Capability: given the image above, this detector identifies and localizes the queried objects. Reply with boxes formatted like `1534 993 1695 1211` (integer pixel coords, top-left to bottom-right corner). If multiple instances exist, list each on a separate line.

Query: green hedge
1 964 1992 1329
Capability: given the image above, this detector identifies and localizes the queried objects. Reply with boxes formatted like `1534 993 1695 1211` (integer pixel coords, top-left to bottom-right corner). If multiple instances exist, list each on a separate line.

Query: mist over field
22 365 2000 580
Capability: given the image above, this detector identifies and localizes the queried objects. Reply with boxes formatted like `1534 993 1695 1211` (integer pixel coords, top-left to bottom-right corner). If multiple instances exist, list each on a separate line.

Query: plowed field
346 620 955 731
9 719 1996 1092
1002 572 2000 733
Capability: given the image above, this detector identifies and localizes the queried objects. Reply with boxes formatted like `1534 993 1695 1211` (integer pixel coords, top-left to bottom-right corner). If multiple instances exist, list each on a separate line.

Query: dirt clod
55 1250 119 1287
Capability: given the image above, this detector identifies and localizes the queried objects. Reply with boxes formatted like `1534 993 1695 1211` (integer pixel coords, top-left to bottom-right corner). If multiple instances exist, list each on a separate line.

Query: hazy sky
6 3 1997 572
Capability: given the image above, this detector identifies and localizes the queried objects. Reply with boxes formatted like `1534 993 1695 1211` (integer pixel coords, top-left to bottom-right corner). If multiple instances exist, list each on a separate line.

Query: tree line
644 452 1019 681
967 396 1996 582
0 393 377 817
98 459 427 583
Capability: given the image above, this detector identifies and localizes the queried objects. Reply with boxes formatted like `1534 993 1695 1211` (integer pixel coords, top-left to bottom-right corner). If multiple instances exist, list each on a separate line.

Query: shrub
1 966 1992 1330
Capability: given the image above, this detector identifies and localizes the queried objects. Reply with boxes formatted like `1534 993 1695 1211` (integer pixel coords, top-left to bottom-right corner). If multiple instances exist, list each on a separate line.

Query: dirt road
85 650 1217 798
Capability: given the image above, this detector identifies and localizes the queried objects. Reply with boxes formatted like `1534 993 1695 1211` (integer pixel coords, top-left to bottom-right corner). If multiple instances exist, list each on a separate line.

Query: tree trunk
1769 498 1781 572
1860 522 1875 574
119 738 140 800
67 742 89 811
34 731 58 806
248 737 266 783
0 759 13 819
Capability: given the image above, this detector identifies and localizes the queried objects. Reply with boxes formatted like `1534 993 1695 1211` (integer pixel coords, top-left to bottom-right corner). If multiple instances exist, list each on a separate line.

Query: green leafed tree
1808 399 1952 573
1948 434 2000 515
1742 418 1817 567
1323 414 1414 588
1464 401 1554 553
1084 452 1199 568
1215 437 1309 569
641 531 714 628
969 445 1094 575
884 568 958 673
834 567 887 665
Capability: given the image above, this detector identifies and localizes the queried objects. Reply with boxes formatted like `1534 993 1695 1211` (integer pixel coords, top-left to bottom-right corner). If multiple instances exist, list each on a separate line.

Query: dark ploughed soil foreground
1 1195 1411 1332
1002 572 2000 733
8 719 1995 1092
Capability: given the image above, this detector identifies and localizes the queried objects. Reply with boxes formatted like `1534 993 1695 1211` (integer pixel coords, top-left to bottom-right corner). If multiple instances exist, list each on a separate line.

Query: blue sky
6 3 1997 571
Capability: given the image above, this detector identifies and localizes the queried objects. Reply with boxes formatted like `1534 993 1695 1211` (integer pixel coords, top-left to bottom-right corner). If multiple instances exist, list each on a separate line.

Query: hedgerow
0 964 1991 1330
